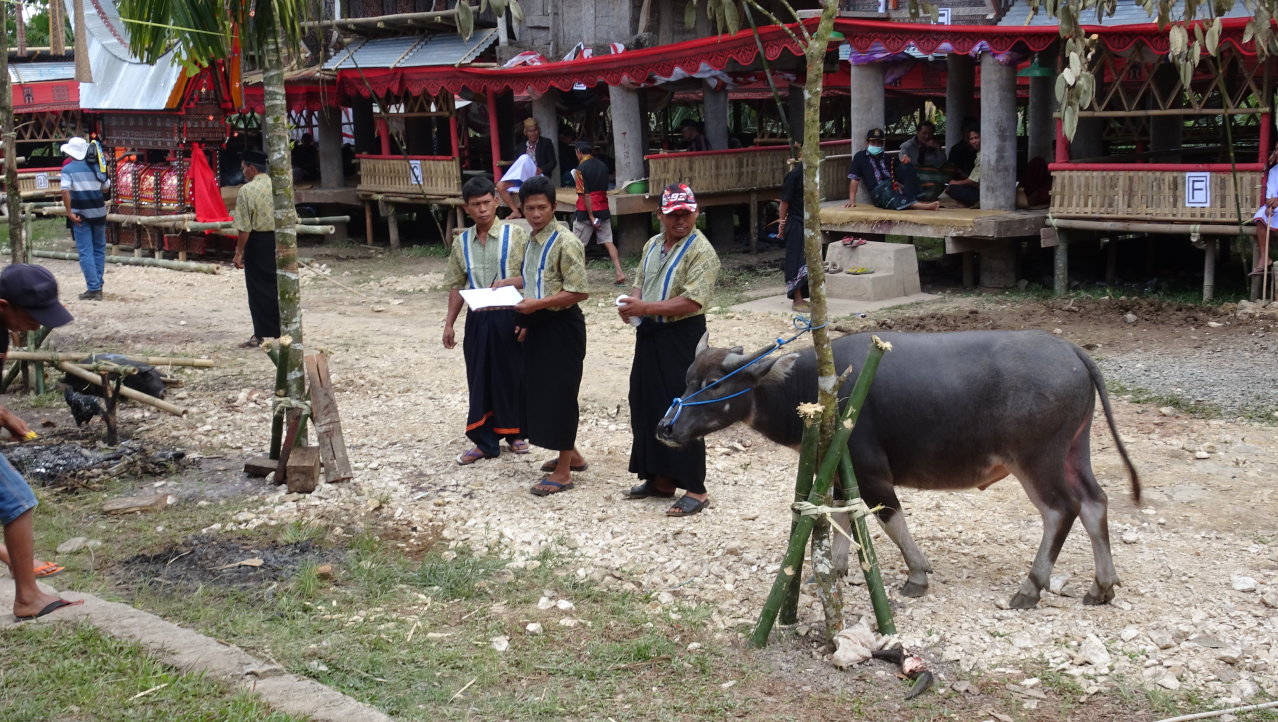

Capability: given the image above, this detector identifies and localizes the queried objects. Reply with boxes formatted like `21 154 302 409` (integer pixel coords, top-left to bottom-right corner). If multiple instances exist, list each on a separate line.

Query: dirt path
30 252 1278 706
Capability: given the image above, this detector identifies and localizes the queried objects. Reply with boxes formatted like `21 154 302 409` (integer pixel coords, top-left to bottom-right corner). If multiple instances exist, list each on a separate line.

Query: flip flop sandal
509 439 532 455
846 267 875 275
841 237 868 248
666 495 711 517
456 447 496 465
33 562 64 578
822 261 843 274
529 478 575 496
15 598 83 621
622 482 675 500
539 459 589 473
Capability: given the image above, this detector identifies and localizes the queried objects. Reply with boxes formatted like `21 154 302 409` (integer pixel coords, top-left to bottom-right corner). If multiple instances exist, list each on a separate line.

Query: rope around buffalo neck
662 315 826 426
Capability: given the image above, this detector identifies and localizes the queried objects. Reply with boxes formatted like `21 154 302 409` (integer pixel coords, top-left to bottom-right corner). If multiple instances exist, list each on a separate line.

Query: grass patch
1108 380 1223 419
971 282 1250 307
0 217 71 252
0 623 303 722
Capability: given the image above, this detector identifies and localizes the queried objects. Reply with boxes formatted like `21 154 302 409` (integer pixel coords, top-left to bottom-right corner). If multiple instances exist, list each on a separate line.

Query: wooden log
57 362 187 415
31 250 220 274
286 446 321 494
103 493 169 514
305 353 353 483
275 409 305 485
7 350 214 368
243 456 277 478
35 207 197 225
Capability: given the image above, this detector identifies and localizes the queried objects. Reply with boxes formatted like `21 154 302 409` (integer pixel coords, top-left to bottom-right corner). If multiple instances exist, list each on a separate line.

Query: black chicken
63 387 104 427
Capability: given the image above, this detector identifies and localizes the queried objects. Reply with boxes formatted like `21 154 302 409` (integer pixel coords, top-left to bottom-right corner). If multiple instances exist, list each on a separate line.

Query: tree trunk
262 41 306 403
1 3 25 263
799 0 842 643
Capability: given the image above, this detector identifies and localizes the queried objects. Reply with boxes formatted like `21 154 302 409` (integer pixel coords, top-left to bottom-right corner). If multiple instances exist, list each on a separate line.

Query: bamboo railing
645 139 854 199
356 154 461 198
1051 168 1261 224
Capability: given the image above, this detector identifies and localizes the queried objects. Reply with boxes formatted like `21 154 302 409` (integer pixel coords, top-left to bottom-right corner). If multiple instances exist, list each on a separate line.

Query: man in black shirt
680 119 711 152
844 128 939 211
571 142 626 285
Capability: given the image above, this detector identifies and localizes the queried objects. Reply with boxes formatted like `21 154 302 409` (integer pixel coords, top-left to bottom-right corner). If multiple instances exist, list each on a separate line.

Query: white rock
1261 591 1278 608
1121 530 1140 544
1049 574 1071 595
1159 407 1176 417
1157 675 1181 691
1235 679 1259 700
1120 627 1141 642
1010 632 1035 649
536 596 554 610
1078 634 1112 667
490 636 510 652
1231 576 1257 592
687 642 703 652
1194 450 1211 460
1149 629 1176 650
657 591 675 605
56 536 99 554
1217 647 1242 665
558 618 581 628
525 623 543 635
555 599 575 611
1124 313 1139 324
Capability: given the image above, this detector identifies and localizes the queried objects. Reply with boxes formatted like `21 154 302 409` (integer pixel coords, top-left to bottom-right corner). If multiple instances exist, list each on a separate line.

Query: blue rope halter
663 316 825 426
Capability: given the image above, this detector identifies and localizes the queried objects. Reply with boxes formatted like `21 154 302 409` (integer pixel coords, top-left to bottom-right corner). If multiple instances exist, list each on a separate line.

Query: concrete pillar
981 243 1019 289
787 83 804 142
609 84 648 253
849 63 885 206
704 84 729 150
979 53 1017 211
351 97 375 154
1027 75 1055 163
945 55 975 155
531 91 559 173
317 109 344 189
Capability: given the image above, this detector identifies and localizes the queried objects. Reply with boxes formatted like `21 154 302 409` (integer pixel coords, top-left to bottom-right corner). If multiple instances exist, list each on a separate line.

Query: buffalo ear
759 352 801 384
695 332 711 358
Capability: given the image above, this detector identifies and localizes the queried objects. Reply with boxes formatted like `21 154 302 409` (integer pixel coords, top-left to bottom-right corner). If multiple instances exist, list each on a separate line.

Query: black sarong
463 308 524 457
782 216 808 300
628 315 707 494
521 305 585 451
244 231 280 338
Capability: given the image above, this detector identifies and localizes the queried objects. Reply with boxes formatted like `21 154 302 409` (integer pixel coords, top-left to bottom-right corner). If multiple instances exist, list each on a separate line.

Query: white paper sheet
459 285 523 310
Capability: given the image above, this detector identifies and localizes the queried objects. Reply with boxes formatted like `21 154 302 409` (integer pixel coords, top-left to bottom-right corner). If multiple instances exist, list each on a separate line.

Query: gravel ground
29 256 1278 710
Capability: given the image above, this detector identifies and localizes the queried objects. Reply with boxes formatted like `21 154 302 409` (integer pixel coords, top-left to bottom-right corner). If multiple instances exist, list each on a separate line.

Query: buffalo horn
695 332 711 357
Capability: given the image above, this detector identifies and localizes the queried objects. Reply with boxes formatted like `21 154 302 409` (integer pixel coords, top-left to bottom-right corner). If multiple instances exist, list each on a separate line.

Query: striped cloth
59 159 111 225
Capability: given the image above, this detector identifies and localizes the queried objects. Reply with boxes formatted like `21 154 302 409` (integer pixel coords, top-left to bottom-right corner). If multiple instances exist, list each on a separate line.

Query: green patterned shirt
521 221 588 309
444 221 528 290
636 228 720 322
232 173 275 233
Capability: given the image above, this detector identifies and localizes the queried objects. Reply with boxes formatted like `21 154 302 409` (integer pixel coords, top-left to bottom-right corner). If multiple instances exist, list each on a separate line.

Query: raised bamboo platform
818 201 1049 245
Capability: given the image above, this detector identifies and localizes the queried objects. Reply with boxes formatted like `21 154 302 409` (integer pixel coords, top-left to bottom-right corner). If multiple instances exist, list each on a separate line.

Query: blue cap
0 264 73 328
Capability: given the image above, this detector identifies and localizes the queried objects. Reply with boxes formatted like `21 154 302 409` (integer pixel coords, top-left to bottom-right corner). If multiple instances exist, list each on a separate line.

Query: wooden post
1054 231 1069 295
1202 236 1216 302
305 352 353 483
748 190 759 254
386 202 400 249
486 89 503 180
100 372 119 446
980 53 1017 211
318 109 344 189
363 200 374 245
286 447 321 493
945 55 975 155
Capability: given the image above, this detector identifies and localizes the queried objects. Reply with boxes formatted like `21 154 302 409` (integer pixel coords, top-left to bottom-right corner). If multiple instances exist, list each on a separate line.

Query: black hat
865 128 885 142
0 264 73 328
242 150 268 167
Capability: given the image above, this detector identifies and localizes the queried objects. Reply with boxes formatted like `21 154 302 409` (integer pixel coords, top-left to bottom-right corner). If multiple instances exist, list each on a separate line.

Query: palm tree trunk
1 3 25 262
262 40 306 401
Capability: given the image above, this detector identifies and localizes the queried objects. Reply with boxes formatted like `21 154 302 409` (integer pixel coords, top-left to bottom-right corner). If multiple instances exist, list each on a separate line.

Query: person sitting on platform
1250 141 1278 279
844 128 940 212
291 133 320 183
899 120 950 202
946 128 982 208
680 119 711 152
497 118 557 219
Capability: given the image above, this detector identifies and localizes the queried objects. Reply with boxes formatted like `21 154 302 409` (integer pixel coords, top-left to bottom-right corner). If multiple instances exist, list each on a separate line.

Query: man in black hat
844 128 939 212
232 150 281 348
0 264 83 620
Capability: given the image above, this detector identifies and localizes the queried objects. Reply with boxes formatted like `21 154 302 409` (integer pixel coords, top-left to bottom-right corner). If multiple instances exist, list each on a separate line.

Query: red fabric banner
189 142 231 223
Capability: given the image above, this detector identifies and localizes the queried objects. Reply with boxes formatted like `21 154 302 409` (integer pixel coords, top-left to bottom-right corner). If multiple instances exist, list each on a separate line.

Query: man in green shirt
231 150 280 348
617 183 721 517
443 177 531 465
505 176 590 496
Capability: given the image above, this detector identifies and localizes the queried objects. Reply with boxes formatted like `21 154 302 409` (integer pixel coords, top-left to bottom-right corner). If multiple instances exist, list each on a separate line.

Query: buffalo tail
1075 346 1141 502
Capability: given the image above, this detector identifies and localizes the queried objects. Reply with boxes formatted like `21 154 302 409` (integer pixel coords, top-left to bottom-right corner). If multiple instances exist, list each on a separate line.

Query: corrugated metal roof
64 0 184 110
324 29 498 70
998 0 1251 27
9 62 77 83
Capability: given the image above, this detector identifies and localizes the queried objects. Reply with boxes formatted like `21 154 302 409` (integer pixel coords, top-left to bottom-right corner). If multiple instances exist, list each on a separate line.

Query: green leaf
1243 19 1255 46
1063 66 1076 85
1055 71 1068 102
489 0 508 16
684 0 697 29
1063 103 1078 140
457 0 474 40
1178 57 1193 87
510 0 525 24
1206 18 1221 56
1078 72 1095 107
724 0 740 35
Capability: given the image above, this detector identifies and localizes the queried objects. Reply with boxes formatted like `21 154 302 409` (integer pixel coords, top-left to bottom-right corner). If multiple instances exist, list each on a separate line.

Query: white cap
61 137 89 160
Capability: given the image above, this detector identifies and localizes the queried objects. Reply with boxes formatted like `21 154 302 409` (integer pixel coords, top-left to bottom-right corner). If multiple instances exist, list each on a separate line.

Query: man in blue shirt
844 128 939 212
59 137 111 300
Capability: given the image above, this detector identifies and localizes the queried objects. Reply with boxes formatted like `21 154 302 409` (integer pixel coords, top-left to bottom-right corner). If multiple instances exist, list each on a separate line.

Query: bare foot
14 592 82 620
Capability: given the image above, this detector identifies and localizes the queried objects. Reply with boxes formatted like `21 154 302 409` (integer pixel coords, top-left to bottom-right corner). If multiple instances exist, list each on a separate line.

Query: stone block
822 241 920 302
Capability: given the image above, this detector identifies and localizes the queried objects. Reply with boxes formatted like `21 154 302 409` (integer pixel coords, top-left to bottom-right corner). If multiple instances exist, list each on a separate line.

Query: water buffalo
657 330 1140 609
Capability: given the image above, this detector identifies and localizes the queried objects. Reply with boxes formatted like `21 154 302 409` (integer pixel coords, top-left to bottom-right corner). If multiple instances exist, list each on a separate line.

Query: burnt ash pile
2 441 186 488
119 535 341 590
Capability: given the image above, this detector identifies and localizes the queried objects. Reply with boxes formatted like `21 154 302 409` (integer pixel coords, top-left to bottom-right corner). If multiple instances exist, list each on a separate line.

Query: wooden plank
305 353 354 484
1040 226 1059 248
243 456 276 478
275 410 303 486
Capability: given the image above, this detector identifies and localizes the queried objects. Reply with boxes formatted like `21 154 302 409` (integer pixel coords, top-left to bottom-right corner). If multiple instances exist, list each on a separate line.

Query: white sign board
1184 172 1211 208
936 7 952 24
408 160 423 186
33 173 49 190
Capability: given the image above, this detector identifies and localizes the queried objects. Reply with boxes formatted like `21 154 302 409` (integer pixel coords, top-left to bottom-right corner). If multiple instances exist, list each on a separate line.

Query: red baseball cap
660 183 698 214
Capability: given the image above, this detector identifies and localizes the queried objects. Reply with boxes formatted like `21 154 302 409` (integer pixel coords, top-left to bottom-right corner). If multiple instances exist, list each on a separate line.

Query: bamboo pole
4 351 214 368
58 363 187 416
751 336 891 649
0 327 51 393
31 250 221 274
780 418 820 624
838 453 895 635
1 3 24 264
269 340 292 460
